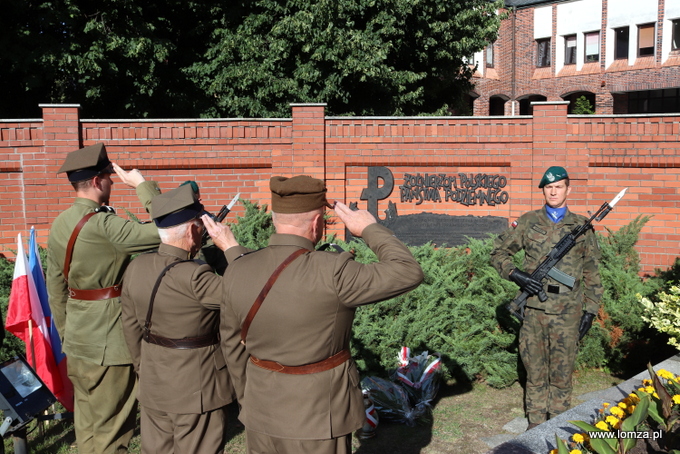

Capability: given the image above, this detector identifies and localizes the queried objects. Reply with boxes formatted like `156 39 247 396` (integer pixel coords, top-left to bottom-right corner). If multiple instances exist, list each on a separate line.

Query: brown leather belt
68 285 122 300
250 349 351 375
143 331 219 350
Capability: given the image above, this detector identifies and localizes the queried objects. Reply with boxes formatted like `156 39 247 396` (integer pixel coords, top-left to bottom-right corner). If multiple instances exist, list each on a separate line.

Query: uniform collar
268 233 315 251
74 198 102 210
158 243 193 260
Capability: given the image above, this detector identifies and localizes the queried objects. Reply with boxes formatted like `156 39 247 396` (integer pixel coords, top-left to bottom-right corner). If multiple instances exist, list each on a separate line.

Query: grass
4 367 622 454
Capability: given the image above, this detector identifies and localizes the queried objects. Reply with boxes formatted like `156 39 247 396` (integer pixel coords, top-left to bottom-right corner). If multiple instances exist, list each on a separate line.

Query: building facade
471 0 680 115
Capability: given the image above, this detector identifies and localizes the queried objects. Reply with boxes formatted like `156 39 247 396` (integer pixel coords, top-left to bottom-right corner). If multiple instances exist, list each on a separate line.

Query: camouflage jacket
490 207 603 315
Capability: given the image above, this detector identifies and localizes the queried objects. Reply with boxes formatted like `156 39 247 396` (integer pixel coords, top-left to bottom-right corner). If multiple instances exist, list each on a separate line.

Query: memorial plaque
382 212 508 247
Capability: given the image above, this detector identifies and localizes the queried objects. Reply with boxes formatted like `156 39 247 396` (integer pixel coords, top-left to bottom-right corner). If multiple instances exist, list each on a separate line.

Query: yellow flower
610 406 625 417
627 405 636 414
673 395 680 405
602 402 610 408
618 401 628 409
570 450 582 454
646 386 656 394
658 369 675 380
549 450 558 454
653 392 659 399
642 379 652 386
596 420 609 431
628 393 640 403
605 415 620 427
573 433 585 443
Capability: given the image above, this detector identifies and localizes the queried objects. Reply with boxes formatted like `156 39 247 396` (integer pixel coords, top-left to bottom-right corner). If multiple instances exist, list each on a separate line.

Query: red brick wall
1 102 678 274
472 6 680 116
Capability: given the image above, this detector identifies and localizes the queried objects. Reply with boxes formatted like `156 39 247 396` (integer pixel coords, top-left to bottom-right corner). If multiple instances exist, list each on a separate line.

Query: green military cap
538 166 569 188
57 143 113 182
179 180 200 196
270 175 333 213
152 184 205 228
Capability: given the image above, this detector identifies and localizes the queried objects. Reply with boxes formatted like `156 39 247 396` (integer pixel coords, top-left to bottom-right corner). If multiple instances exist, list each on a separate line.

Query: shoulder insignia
511 220 518 228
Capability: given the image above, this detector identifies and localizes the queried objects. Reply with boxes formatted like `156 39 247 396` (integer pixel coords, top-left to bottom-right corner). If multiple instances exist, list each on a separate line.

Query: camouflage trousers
519 307 581 424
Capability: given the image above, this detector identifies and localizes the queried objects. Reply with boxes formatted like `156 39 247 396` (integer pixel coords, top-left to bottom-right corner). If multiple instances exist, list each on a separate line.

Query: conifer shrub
0 204 673 387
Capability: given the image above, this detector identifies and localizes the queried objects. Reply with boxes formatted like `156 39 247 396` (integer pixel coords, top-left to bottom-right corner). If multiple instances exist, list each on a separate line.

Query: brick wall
1 102 678 274
472 5 680 116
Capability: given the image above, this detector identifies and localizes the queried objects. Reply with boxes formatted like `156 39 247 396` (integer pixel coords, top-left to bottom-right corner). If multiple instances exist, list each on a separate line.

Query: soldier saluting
46 143 162 453
490 166 603 431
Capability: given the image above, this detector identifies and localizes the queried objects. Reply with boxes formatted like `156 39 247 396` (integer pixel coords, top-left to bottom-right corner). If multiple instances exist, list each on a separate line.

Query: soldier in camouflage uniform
490 166 603 430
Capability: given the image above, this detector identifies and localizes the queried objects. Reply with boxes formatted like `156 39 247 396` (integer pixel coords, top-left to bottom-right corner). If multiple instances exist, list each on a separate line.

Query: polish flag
5 233 72 411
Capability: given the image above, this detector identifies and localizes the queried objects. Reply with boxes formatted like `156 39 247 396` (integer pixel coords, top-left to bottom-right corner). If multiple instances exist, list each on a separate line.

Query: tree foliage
1 0 503 118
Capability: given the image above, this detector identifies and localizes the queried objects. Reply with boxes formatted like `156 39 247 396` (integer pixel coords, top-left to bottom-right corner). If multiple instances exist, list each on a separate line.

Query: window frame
637 23 655 57
486 42 495 68
584 31 600 62
536 38 551 67
564 34 577 65
614 26 629 60
673 19 680 51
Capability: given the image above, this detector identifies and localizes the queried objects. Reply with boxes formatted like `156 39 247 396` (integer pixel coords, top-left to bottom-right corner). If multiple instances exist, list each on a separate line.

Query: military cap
538 166 569 188
152 184 205 228
180 180 200 196
57 143 113 182
270 175 333 213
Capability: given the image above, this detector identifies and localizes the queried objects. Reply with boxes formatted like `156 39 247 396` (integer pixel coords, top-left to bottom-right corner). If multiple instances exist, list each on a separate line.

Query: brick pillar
33 104 82 238
531 101 588 204
278 103 327 181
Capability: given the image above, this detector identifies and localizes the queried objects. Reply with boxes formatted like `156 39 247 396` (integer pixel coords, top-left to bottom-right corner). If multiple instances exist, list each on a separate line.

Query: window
486 43 495 68
615 27 629 60
536 38 551 67
585 31 599 62
638 23 655 57
564 35 576 64
673 19 680 50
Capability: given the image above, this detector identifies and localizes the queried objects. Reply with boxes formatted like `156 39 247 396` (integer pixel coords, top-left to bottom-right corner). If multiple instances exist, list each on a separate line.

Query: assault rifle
506 188 628 321
202 192 240 245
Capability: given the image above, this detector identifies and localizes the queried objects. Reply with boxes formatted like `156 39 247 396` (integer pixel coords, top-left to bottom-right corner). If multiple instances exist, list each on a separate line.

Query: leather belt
143 331 220 350
68 285 122 300
250 349 351 375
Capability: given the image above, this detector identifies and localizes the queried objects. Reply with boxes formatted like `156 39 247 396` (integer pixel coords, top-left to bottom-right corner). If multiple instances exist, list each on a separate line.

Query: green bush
1 204 675 388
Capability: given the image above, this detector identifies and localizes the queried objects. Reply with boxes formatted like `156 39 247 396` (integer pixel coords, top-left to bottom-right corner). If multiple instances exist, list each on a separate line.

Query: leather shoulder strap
144 260 193 334
240 248 307 345
63 212 98 284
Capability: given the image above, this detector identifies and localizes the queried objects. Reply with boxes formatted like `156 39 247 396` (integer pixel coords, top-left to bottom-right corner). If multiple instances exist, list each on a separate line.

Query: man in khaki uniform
490 166 603 430
203 175 424 454
46 143 162 453
121 185 237 454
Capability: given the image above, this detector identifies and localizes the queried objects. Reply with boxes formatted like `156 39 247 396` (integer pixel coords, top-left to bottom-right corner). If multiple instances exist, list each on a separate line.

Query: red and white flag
5 233 69 409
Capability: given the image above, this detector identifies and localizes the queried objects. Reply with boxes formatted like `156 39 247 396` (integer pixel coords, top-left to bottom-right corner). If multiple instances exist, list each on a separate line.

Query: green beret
179 180 200 196
57 143 113 182
270 175 333 213
538 166 569 188
152 185 205 228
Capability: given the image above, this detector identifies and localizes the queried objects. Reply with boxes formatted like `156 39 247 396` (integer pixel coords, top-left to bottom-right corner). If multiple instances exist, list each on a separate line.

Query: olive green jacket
221 223 424 440
46 181 161 365
490 207 603 315
121 243 235 414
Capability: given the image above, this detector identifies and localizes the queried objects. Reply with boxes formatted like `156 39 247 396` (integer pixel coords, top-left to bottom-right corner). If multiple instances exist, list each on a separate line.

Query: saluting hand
334 201 377 238
201 214 240 251
112 163 146 188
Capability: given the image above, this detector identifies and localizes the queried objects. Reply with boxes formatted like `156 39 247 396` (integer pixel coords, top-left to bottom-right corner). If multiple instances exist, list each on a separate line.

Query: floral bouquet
361 347 443 427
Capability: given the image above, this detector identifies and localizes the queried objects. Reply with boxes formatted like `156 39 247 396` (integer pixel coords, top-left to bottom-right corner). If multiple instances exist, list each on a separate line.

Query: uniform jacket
121 243 235 414
220 223 424 440
46 181 162 365
490 206 603 315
